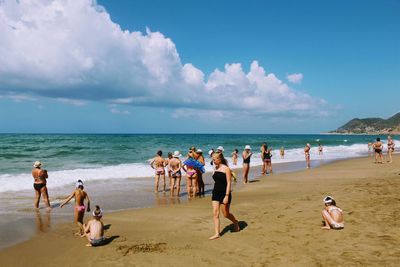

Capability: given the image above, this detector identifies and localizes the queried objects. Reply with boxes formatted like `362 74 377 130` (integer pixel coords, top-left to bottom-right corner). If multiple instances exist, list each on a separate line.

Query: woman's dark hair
263 144 268 150
234 148 239 153
167 152 172 158
376 137 380 141
157 150 162 156
213 152 228 166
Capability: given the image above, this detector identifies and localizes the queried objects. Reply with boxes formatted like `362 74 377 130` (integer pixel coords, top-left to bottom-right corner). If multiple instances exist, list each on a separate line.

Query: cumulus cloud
0 0 325 117
287 73 303 84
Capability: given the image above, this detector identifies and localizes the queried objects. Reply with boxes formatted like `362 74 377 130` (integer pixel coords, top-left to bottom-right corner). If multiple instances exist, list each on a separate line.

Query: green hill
332 112 400 134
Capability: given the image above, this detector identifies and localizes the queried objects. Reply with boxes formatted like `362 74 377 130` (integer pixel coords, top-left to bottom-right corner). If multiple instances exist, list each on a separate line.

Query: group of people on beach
32 161 106 247
369 136 395 164
34 136 399 245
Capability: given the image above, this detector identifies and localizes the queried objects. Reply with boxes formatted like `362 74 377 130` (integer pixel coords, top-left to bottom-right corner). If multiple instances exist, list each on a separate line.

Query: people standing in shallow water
321 196 344 230
304 143 311 169
280 147 285 159
166 152 173 181
83 205 105 247
196 149 206 196
183 151 198 198
318 143 323 155
32 161 51 209
231 149 239 165
242 145 252 184
387 136 395 163
60 180 91 236
262 145 273 174
209 152 239 240
260 143 267 175
168 151 182 197
150 150 167 192
372 138 384 164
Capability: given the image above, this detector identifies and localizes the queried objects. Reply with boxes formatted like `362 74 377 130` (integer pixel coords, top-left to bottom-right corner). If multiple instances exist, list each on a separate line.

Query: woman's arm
223 166 232 204
60 191 75 208
85 193 91 212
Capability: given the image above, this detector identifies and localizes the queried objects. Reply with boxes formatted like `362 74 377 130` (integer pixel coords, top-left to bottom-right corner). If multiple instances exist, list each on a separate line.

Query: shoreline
2 154 400 266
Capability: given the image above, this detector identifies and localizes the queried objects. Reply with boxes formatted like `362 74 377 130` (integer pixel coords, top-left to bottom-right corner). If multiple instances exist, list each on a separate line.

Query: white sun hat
244 145 251 150
217 146 224 152
173 151 182 158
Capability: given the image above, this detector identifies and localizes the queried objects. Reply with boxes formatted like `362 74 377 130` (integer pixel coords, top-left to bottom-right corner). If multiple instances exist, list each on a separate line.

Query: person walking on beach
196 149 206 196
231 149 239 165
304 143 311 169
387 136 395 163
32 161 51 209
321 196 344 230
169 151 182 197
150 150 167 192
280 147 285 159
372 138 384 164
209 152 239 240
83 205 105 247
60 180 91 236
242 145 252 183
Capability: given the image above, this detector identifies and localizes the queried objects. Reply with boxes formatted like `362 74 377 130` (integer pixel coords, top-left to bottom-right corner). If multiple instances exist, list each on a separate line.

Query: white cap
33 161 42 168
323 195 334 204
196 149 203 153
208 150 214 156
76 180 84 188
173 151 182 158
217 146 224 152
245 145 251 150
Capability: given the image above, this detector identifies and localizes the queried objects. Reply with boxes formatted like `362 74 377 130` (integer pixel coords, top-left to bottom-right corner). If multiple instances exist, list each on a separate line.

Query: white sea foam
1 141 398 193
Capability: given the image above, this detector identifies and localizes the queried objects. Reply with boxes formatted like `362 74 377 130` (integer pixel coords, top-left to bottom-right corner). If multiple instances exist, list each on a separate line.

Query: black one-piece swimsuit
212 171 231 204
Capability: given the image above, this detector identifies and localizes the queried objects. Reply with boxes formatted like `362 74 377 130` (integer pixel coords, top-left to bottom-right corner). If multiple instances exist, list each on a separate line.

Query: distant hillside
331 112 400 134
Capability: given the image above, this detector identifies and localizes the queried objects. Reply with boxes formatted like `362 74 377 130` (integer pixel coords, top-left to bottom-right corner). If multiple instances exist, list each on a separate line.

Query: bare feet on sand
321 226 331 230
208 234 220 240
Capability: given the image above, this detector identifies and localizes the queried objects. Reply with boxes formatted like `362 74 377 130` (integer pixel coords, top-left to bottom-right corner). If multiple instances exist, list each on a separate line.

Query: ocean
0 133 397 249
1 133 397 193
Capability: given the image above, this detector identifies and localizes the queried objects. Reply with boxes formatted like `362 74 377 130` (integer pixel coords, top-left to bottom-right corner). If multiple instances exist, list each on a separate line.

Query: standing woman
209 152 239 240
32 161 51 209
387 136 395 163
242 145 252 184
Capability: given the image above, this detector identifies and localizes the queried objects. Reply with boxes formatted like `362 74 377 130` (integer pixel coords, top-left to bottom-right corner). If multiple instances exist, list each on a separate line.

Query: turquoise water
0 133 396 192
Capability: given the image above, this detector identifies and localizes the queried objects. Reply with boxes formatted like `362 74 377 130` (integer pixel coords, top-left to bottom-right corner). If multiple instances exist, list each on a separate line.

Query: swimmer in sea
150 150 167 192
60 180 91 236
372 138 383 164
318 143 323 155
32 161 51 210
169 151 182 197
321 196 344 230
304 143 311 169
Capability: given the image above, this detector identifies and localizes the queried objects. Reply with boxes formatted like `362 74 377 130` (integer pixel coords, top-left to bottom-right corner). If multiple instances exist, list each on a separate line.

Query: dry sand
1 155 400 267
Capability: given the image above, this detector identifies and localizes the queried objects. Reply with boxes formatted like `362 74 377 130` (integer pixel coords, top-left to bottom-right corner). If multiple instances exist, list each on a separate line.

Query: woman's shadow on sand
220 221 248 236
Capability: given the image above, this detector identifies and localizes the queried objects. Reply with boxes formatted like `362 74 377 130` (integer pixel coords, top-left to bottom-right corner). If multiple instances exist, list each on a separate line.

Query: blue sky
0 0 399 133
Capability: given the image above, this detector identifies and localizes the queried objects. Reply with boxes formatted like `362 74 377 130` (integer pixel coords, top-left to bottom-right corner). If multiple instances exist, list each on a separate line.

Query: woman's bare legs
321 210 334 230
243 163 250 183
41 186 51 209
34 189 41 209
209 201 221 239
221 203 239 232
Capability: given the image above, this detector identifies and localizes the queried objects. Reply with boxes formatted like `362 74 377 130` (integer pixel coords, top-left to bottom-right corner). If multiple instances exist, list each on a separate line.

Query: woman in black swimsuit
209 152 239 240
32 161 51 209
242 145 252 184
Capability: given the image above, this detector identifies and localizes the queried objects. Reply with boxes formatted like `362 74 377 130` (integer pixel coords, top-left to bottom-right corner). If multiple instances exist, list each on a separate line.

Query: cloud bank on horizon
0 0 326 117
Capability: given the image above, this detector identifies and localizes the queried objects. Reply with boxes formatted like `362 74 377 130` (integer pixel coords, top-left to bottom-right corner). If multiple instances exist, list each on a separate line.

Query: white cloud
57 98 86 106
110 107 130 115
286 73 303 84
0 0 325 117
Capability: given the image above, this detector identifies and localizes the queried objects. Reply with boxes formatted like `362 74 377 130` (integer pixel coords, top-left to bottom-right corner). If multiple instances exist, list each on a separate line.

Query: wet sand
1 155 400 266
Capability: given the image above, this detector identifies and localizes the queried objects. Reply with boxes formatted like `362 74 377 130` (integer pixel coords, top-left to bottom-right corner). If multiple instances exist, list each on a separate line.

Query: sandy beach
1 155 400 267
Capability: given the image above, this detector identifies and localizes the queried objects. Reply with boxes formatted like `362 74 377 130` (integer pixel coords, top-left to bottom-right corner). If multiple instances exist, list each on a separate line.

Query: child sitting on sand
321 196 344 230
83 205 105 247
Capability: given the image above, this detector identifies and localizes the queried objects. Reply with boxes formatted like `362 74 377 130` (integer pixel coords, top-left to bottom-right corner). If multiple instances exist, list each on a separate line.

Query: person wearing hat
321 196 344 230
83 205 105 246
242 145 252 184
32 161 51 209
196 149 206 196
60 180 91 236
217 146 224 153
168 151 182 196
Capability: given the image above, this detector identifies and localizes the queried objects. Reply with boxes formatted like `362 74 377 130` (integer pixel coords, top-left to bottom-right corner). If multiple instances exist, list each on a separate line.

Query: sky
0 0 399 134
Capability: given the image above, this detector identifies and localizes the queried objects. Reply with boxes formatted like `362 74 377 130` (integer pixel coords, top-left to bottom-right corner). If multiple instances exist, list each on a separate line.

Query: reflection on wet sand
155 192 181 206
35 209 51 233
